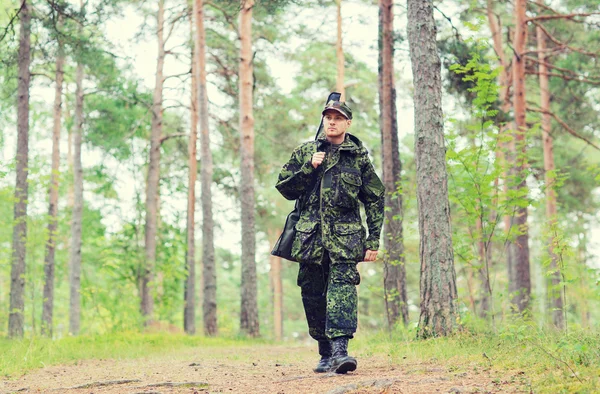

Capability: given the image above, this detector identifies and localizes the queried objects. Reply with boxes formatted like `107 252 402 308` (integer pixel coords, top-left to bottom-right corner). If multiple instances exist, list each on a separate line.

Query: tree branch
0 0 25 43
206 1 240 38
528 106 600 150
525 70 600 85
160 132 188 144
163 70 191 83
533 21 600 57
526 12 600 23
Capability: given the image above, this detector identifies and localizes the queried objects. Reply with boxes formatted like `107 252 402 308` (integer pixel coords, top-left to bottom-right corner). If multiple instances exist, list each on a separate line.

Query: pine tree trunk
476 217 490 317
69 59 84 335
509 0 531 314
378 0 408 328
336 0 345 100
268 229 283 341
195 0 217 336
142 0 166 323
239 0 259 337
9 0 31 338
407 0 458 338
42 28 64 337
184 7 199 335
486 0 514 295
536 25 563 329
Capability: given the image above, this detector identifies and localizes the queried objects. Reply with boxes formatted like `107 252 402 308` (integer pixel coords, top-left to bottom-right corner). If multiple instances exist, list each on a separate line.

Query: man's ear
347 120 352 127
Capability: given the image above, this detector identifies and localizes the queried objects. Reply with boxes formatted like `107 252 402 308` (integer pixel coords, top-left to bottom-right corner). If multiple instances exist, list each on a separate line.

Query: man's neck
326 133 345 145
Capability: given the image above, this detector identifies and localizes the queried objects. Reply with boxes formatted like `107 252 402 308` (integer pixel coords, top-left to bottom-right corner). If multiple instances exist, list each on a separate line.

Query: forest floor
0 343 530 394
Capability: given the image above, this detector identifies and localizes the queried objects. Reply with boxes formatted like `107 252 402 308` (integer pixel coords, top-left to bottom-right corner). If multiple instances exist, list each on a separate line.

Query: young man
275 100 385 374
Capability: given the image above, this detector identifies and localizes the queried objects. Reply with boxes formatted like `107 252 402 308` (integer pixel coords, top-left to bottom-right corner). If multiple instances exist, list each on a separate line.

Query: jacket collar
316 132 361 152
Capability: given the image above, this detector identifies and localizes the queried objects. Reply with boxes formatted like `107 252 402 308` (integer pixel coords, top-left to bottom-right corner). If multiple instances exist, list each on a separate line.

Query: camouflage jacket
276 133 385 264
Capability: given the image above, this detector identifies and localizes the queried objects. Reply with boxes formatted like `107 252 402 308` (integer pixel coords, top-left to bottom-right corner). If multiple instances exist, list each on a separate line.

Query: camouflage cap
322 100 352 120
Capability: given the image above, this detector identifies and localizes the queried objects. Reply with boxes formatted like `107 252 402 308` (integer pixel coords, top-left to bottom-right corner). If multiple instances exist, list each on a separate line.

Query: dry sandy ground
0 345 530 394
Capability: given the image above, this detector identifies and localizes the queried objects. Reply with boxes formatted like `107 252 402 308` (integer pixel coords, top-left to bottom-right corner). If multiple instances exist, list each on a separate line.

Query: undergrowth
1 326 599 393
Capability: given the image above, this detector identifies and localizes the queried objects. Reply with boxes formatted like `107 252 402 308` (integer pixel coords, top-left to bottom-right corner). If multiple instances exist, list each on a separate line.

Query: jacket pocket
291 220 323 263
330 222 365 262
336 169 362 207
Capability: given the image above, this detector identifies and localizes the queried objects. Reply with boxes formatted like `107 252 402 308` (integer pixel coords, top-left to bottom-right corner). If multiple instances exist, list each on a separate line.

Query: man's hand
363 249 378 262
312 152 326 169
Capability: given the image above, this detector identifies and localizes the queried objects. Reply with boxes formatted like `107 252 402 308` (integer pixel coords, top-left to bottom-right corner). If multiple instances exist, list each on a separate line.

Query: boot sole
332 359 357 374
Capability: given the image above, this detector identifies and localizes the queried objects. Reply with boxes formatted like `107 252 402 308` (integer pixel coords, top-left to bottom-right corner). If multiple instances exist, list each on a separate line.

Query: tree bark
476 216 490 317
69 60 84 336
407 0 458 338
42 26 65 337
184 6 199 335
509 0 531 314
536 24 563 329
239 0 259 337
378 0 408 328
9 0 31 338
142 0 166 323
336 0 345 100
195 0 217 337
485 0 513 294
268 229 283 340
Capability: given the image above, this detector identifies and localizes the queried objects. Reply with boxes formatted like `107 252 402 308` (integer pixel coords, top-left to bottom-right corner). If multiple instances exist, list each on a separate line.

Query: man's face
323 110 351 140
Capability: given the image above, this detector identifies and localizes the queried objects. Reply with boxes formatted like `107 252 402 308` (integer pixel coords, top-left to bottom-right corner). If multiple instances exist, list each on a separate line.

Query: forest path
1 344 528 394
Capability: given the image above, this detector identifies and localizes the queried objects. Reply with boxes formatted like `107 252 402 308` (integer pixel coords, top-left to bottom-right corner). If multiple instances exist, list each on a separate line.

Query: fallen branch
141 381 209 387
57 379 141 390
527 106 600 151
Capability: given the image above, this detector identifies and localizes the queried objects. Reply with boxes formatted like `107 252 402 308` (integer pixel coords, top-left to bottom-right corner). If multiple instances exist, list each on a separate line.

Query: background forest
1 0 599 345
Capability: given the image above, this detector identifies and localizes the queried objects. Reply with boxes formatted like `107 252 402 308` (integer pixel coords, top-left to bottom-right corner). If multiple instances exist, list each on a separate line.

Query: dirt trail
1 344 528 394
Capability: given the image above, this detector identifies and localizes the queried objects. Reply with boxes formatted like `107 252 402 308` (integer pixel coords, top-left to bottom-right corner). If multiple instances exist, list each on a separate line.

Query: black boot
329 336 357 374
313 340 332 373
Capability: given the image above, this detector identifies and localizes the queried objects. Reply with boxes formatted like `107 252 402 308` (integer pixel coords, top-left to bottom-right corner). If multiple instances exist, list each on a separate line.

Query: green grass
0 331 270 378
355 324 600 394
2 326 600 393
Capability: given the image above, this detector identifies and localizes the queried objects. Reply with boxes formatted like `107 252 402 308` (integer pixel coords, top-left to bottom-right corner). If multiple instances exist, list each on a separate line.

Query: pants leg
297 255 331 341
326 260 360 339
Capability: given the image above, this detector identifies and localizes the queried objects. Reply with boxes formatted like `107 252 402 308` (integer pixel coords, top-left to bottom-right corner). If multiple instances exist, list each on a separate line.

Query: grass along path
1 342 526 394
0 329 598 393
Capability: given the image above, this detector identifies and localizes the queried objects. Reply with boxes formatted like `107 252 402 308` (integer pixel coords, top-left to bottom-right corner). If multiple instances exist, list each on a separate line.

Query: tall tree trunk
486 0 513 296
509 0 531 314
142 0 166 323
195 0 217 336
42 27 65 337
378 0 408 328
184 7 199 335
268 229 283 341
69 62 84 335
9 0 31 338
407 0 458 338
239 0 259 337
335 0 345 100
536 25 563 329
476 216 490 317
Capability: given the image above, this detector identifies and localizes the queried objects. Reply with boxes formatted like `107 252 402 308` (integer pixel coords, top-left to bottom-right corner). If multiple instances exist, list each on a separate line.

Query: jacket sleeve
275 145 316 200
358 156 385 251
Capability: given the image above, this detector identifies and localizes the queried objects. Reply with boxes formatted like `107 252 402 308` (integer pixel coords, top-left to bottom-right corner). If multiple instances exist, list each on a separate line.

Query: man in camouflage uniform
276 100 385 374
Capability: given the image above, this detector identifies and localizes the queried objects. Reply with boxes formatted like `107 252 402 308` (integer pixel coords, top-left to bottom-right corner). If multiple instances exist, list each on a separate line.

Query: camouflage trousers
297 251 360 341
